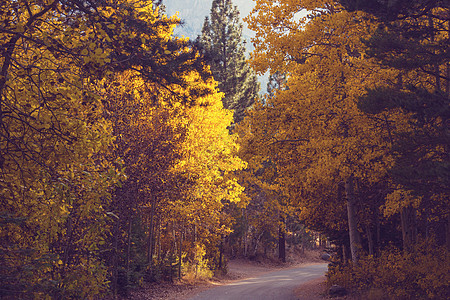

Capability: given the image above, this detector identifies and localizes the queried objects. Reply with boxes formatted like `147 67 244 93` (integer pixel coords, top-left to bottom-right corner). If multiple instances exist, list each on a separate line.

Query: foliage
1 0 447 297
0 0 230 298
341 0 449 253
100 68 190 294
243 0 404 254
98 43 246 294
351 0 450 202
0 0 127 297
171 71 247 270
242 0 448 288
327 241 450 299
182 245 214 283
200 0 260 125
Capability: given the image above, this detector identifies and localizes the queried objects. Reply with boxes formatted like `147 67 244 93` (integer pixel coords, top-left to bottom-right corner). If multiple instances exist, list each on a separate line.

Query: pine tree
340 0 449 249
200 0 259 125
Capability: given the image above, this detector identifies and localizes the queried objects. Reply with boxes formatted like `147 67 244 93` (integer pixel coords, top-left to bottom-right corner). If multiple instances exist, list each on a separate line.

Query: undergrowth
327 241 450 299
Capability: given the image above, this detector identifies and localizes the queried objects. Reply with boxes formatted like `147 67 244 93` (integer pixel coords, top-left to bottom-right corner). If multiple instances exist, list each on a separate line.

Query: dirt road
187 263 328 300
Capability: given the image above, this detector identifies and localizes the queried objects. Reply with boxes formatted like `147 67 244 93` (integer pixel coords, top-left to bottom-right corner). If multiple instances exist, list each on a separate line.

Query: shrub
182 245 213 283
327 242 450 299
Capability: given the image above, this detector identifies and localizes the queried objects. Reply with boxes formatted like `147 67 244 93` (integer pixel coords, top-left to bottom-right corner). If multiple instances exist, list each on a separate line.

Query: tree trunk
194 224 197 243
366 224 374 255
278 217 286 263
157 218 161 261
218 236 224 270
401 206 417 251
253 232 263 256
243 208 248 257
112 218 119 298
147 197 156 264
171 224 176 282
126 217 132 276
345 175 361 264
178 228 182 279
376 215 381 254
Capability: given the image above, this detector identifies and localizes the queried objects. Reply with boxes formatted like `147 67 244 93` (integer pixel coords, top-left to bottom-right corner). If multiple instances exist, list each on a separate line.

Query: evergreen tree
200 0 259 125
340 0 449 248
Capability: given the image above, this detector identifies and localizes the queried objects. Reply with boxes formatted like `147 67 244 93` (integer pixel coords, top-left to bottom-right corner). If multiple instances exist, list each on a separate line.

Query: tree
339 0 450 249
244 0 413 263
172 75 247 269
0 1 121 297
0 0 213 297
99 69 189 294
241 0 448 296
199 0 259 125
98 61 247 291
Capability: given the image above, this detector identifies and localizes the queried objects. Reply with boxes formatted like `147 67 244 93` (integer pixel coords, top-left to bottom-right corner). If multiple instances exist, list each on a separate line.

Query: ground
119 249 347 300
294 277 360 300
295 276 328 300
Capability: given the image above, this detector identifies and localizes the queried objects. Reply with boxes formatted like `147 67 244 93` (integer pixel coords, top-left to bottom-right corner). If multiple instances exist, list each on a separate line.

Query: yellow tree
170 71 247 272
244 0 413 262
0 0 211 297
93 3 235 288
99 70 188 292
340 0 450 250
0 1 122 297
235 99 289 260
100 64 245 287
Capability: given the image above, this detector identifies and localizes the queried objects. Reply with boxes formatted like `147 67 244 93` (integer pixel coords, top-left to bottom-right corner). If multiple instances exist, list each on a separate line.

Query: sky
163 0 256 40
162 0 268 93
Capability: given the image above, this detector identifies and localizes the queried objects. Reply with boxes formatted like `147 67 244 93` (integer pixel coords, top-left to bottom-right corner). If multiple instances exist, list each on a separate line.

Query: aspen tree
244 0 409 262
0 0 213 296
340 0 450 250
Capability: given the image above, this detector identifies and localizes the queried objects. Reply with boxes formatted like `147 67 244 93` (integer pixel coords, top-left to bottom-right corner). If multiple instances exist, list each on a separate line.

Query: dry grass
295 276 363 300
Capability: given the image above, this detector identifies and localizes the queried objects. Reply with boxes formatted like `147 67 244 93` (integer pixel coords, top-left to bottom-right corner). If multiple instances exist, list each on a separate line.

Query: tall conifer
200 0 259 125
340 0 449 249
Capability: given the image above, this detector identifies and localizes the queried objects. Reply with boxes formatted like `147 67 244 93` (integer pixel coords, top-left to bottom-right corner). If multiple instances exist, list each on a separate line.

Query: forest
0 0 448 299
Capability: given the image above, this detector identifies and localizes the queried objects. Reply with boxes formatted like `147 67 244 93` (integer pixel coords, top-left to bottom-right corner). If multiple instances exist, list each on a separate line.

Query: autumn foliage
327 241 450 299
241 0 449 297
0 0 244 298
0 0 448 299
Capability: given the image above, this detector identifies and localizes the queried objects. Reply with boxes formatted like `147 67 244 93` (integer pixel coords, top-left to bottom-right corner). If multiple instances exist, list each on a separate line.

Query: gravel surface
121 250 329 299
187 263 328 300
295 276 328 299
